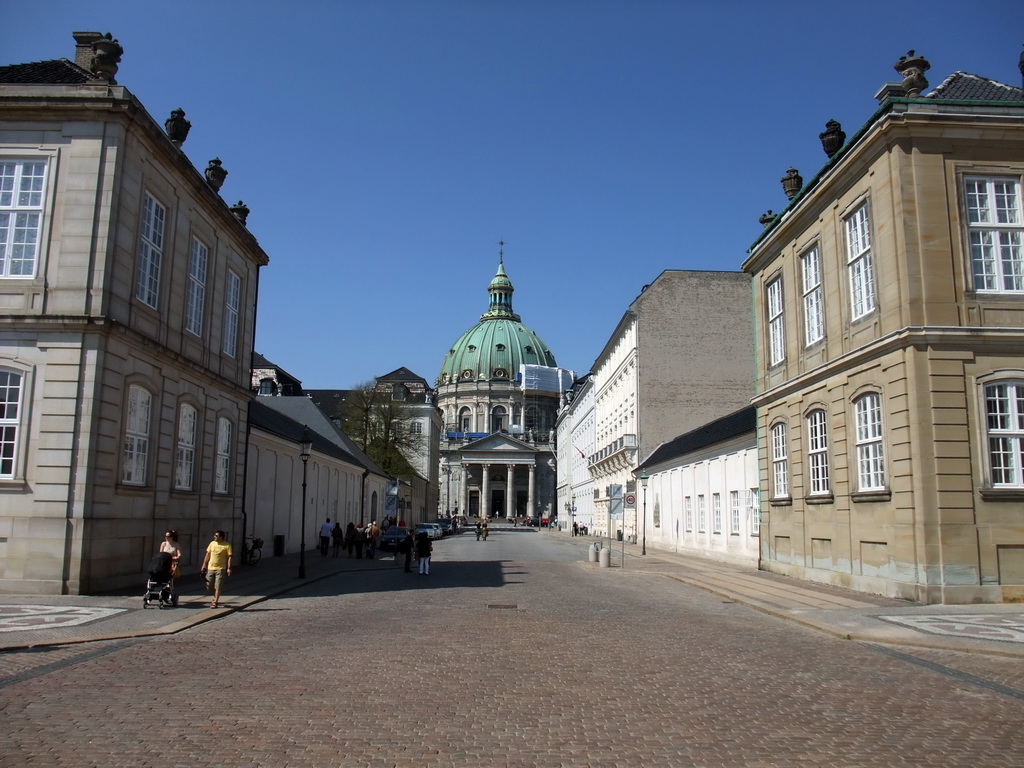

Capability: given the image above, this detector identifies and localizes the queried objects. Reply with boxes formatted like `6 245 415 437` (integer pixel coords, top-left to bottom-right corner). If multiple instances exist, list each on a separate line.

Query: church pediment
462 433 535 452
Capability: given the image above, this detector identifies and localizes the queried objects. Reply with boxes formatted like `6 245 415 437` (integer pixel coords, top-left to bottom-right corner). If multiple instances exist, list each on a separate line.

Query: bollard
599 547 611 568
588 543 598 563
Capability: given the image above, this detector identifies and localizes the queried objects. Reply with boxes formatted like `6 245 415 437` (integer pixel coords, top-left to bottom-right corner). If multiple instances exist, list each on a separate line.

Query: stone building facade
743 53 1024 603
0 33 267 593
586 270 754 540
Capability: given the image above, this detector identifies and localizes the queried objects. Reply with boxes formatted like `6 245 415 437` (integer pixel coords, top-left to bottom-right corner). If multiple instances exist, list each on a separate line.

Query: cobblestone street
2 530 1023 767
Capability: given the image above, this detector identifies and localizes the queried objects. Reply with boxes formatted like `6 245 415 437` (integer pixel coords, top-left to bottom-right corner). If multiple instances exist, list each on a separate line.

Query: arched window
806 409 830 495
854 393 885 490
770 422 788 498
0 368 24 478
174 403 198 490
459 407 472 432
985 381 1024 487
123 385 152 485
492 406 507 433
214 417 233 494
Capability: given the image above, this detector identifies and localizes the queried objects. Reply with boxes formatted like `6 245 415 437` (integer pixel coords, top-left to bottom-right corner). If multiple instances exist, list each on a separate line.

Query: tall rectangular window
712 493 722 534
985 382 1024 487
767 278 785 366
122 385 152 485
175 403 197 490
748 488 760 535
730 490 740 535
854 394 886 490
697 494 706 532
845 204 876 319
215 417 232 494
966 177 1024 293
0 369 23 478
771 422 789 498
136 193 166 308
801 246 824 345
807 409 831 495
684 496 692 531
185 238 208 336
0 160 46 278
223 271 241 358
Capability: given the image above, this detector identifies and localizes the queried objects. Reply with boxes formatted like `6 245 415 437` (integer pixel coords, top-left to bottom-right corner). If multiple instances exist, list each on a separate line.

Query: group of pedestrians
156 529 232 609
326 519 390 559
392 528 434 575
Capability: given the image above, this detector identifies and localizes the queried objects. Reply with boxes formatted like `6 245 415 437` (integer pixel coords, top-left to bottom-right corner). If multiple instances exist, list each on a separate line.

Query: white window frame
0 160 47 278
223 271 241 358
122 385 152 485
771 422 789 498
807 409 831 495
965 177 1024 293
0 368 24 478
801 245 824 345
136 192 166 308
985 381 1024 487
697 494 706 533
215 417 232 494
845 203 876 320
185 237 208 336
748 488 760 535
684 496 692 531
712 493 722 534
410 421 423 435
767 277 785 366
854 393 886 491
730 490 740 535
175 403 198 491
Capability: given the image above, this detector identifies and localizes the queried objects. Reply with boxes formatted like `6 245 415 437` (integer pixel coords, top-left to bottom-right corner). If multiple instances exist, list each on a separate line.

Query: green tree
339 381 422 480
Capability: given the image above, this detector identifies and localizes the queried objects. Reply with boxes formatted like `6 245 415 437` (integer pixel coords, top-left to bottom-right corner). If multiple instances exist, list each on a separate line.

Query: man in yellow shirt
200 530 232 608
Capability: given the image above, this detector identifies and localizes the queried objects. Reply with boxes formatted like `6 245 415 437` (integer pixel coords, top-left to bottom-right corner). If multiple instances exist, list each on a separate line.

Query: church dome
438 261 557 385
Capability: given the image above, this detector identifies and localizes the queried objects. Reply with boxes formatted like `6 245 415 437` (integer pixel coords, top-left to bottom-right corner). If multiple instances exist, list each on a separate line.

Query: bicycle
243 535 263 566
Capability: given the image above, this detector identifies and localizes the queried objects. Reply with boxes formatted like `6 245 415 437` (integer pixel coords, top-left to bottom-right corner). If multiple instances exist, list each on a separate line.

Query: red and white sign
624 493 637 507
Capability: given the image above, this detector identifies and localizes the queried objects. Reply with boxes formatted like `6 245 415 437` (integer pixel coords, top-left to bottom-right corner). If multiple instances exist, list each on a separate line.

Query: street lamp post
639 469 649 556
298 425 312 579
572 495 577 534
443 461 451 515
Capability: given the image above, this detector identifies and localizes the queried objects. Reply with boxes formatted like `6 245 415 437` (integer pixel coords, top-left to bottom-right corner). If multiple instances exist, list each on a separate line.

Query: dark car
379 526 409 551
436 519 454 536
527 516 540 527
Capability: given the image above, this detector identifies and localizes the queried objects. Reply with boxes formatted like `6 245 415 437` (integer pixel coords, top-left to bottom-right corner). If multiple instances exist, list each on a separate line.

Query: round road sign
624 493 637 506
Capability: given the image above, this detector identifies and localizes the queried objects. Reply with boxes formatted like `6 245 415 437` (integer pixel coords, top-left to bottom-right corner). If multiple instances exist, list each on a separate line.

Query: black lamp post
639 470 649 556
443 462 451 515
298 425 312 578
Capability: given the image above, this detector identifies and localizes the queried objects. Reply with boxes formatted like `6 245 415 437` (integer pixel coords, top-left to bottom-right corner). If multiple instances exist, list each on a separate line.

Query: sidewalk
563 529 1024 658
3 528 1024 657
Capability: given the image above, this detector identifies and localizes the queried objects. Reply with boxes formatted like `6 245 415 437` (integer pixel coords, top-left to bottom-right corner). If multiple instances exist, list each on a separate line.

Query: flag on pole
575 445 586 459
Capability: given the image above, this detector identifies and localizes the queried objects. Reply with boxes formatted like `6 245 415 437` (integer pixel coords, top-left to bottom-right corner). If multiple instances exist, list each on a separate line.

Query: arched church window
492 406 507 433
459 407 472 432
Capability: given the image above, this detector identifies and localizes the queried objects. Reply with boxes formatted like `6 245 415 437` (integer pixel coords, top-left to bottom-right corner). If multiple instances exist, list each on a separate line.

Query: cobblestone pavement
2 529 1023 767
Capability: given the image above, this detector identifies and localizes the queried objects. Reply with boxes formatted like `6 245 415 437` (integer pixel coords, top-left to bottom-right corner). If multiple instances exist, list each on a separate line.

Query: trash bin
273 535 285 557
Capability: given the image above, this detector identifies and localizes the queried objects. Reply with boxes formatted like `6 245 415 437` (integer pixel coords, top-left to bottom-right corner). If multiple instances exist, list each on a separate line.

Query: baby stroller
143 551 178 609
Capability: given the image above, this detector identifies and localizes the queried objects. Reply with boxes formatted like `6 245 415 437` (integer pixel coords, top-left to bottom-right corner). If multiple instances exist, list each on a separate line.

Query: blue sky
4 1 1022 387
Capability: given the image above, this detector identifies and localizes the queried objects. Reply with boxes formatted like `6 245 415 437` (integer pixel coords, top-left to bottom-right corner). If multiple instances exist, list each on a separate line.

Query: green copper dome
438 261 557 384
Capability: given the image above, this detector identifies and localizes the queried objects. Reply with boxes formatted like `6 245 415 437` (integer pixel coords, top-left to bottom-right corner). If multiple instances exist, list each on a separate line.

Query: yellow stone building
743 52 1024 603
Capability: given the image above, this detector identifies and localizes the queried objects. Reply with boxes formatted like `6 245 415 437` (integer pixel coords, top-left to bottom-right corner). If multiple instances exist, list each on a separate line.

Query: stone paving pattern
1 529 1023 766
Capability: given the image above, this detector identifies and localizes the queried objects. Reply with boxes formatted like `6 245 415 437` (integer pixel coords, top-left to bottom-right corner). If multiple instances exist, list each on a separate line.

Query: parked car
528 516 541 527
415 523 442 540
379 526 408 552
436 519 454 536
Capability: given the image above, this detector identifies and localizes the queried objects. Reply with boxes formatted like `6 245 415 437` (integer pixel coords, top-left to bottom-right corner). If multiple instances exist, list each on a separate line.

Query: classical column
481 463 490 518
527 463 536 519
462 464 470 517
506 464 515 518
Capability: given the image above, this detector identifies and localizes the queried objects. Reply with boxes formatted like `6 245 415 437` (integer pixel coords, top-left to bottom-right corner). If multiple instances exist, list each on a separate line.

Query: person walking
319 518 332 557
366 520 380 559
331 522 344 558
160 530 182 585
475 522 482 541
199 530 232 609
481 522 489 540
345 522 357 558
354 524 366 559
415 530 432 575
399 529 415 573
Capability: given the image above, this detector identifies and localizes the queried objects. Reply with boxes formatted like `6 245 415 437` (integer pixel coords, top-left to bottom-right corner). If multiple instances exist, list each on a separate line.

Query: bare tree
339 381 423 480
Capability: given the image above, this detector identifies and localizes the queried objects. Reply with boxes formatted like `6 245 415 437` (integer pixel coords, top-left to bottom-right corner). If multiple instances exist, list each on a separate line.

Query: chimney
73 31 103 70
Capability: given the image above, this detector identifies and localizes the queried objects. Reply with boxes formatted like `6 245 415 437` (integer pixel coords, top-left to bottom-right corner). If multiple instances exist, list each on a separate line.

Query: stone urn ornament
759 210 775 227
205 158 228 192
781 168 803 200
894 50 930 98
819 119 846 158
89 33 123 83
230 201 250 225
165 108 191 146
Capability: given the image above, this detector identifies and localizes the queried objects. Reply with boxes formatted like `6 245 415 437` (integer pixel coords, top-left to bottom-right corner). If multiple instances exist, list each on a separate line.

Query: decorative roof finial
497 238 505 264
894 49 930 98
